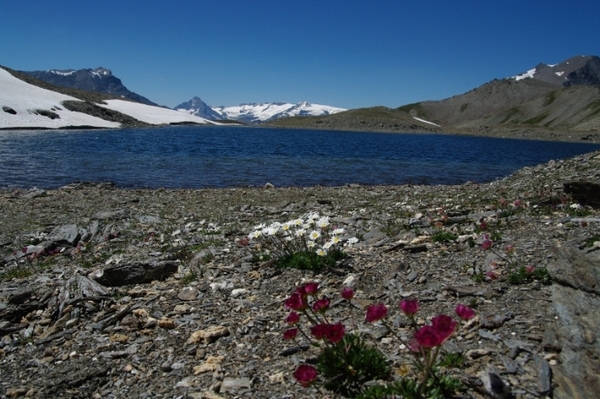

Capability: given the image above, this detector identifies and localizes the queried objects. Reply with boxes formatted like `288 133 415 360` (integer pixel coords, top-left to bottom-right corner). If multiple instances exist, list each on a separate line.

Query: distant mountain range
268 55 600 138
22 67 158 106
3 55 600 137
174 97 347 123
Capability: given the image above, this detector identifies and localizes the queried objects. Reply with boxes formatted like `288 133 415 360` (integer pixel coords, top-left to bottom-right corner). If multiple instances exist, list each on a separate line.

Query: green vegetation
460 103 469 112
543 91 557 106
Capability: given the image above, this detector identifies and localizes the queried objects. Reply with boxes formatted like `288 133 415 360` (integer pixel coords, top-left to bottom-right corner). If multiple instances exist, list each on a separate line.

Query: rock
47 224 80 246
187 326 230 344
548 245 600 295
564 181 600 208
92 260 179 286
178 286 199 301
220 377 252 392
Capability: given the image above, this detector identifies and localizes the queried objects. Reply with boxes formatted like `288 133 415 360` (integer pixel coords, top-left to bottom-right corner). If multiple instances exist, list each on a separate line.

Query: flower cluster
283 282 476 397
247 213 358 270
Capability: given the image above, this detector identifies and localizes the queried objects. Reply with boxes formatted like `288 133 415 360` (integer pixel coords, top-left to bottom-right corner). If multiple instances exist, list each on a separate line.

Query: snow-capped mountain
0 67 213 129
22 67 158 106
174 97 223 120
509 55 600 87
177 98 347 123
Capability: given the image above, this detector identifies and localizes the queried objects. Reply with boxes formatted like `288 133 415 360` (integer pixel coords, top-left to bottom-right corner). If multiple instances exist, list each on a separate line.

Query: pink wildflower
365 303 388 323
399 299 419 316
455 304 476 321
341 287 354 300
293 364 318 388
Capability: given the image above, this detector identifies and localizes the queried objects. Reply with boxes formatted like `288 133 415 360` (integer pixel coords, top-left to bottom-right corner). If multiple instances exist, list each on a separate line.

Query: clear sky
1 0 599 110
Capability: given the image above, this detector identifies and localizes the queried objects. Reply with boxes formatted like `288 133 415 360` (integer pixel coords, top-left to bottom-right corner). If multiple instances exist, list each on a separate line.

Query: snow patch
0 68 120 129
98 99 212 125
413 117 440 127
512 67 536 81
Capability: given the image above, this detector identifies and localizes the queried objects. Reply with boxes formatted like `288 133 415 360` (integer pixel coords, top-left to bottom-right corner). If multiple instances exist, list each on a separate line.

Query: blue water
0 126 598 189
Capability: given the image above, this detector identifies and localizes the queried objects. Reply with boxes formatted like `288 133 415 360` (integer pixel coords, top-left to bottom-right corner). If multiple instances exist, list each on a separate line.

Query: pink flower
293 364 318 388
514 199 522 207
481 238 492 250
324 322 345 344
283 328 298 340
310 323 346 343
310 324 329 340
341 287 354 300
285 292 307 311
479 221 487 230
455 304 476 321
414 325 444 348
505 244 514 254
365 303 388 323
312 298 330 313
285 311 300 325
431 314 456 342
400 299 419 316
526 265 535 274
486 270 499 280
295 282 319 298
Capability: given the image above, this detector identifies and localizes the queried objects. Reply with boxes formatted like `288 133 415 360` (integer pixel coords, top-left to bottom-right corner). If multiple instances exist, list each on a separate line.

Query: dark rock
93 261 179 286
564 181 600 208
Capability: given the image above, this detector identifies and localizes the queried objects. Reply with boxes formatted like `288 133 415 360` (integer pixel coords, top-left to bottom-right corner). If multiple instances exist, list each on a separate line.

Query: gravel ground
1 151 599 399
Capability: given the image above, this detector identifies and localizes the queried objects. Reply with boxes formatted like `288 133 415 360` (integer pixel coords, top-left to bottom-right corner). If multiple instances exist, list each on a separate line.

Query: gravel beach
1 150 599 399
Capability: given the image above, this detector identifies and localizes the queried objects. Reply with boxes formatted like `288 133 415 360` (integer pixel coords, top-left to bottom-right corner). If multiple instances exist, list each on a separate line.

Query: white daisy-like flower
316 216 330 228
316 248 327 257
332 228 345 235
250 231 261 239
347 237 359 244
285 236 293 242
292 218 304 226
323 241 333 249
309 230 321 240
307 241 316 248
295 229 306 237
282 222 291 231
330 236 341 245
266 227 279 236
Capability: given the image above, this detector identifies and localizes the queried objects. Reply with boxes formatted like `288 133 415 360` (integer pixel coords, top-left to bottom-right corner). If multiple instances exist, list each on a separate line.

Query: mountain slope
403 55 600 131
23 67 158 106
0 66 212 129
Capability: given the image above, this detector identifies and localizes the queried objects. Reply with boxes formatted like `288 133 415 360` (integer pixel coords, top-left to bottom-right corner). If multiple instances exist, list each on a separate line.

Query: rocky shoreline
1 151 599 398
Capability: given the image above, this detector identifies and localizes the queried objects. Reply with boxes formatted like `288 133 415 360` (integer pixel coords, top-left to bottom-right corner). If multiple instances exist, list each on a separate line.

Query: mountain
401 55 600 131
22 67 158 106
0 66 213 129
267 55 600 139
174 96 223 120
176 98 347 123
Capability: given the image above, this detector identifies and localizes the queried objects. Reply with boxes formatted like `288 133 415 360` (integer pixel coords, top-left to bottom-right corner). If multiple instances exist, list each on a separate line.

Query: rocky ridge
1 151 599 398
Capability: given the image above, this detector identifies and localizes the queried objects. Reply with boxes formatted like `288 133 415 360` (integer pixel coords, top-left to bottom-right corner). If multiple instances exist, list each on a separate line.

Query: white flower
309 230 321 240
295 229 306 237
316 216 330 228
250 231 261 239
282 222 291 231
330 236 341 245
254 223 266 230
292 218 304 226
307 241 316 248
316 248 327 257
266 227 279 236
285 236 293 242
347 237 359 245
332 228 345 235
323 241 333 249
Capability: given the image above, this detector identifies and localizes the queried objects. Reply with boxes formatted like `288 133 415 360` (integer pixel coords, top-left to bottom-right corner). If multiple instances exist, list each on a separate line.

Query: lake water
0 126 598 189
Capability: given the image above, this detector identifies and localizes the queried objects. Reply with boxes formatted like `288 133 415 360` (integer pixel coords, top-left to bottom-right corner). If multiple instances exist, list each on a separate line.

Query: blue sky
1 0 599 109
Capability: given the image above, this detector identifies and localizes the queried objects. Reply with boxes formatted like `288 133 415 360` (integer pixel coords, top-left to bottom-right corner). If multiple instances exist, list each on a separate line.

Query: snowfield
0 67 212 129
98 100 211 125
0 68 120 129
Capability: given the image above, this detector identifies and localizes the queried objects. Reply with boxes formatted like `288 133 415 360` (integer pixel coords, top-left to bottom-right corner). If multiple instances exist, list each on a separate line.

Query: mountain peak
509 55 598 87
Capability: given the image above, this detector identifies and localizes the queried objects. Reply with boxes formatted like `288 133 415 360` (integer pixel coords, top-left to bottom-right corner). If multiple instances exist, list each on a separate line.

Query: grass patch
276 249 346 272
431 229 457 243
